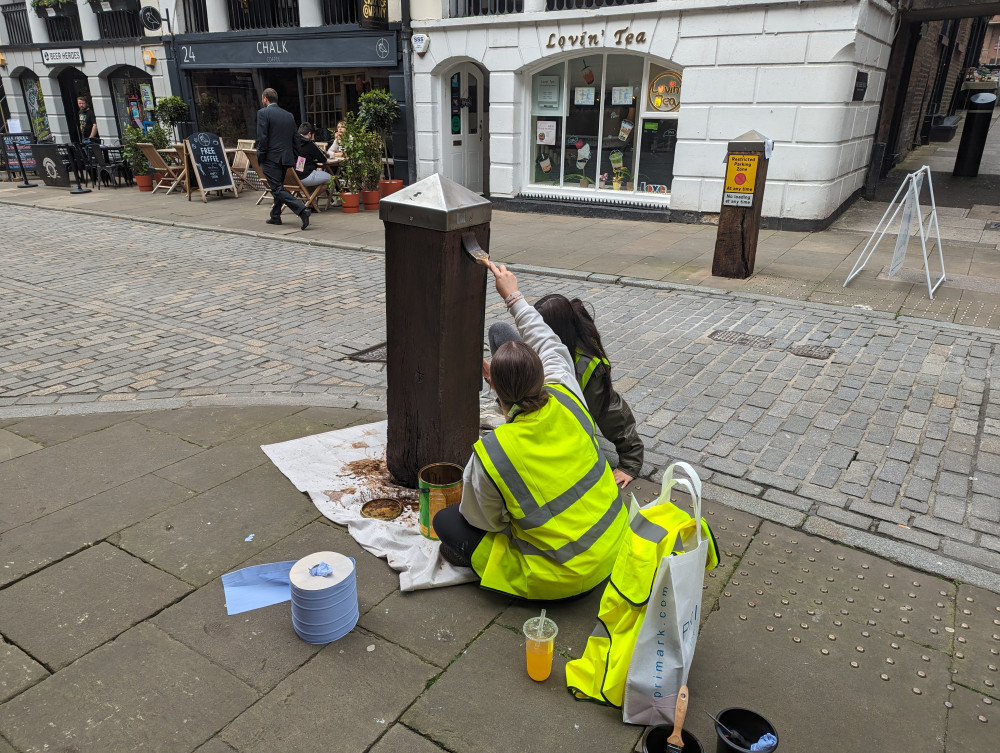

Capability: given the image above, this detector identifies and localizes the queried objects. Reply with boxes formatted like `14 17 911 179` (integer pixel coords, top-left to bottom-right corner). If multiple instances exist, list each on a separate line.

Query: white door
443 64 484 193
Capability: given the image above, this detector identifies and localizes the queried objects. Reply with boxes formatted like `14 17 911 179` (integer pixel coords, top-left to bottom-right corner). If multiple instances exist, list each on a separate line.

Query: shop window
528 54 681 196
108 67 155 143
303 69 381 142
192 69 258 143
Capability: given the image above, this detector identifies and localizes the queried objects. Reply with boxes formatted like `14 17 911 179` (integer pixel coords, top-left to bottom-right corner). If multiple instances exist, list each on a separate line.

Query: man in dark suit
256 88 310 230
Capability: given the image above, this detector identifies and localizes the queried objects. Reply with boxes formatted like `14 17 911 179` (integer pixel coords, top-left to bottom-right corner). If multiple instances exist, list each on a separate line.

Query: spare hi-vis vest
574 350 610 391
471 384 627 600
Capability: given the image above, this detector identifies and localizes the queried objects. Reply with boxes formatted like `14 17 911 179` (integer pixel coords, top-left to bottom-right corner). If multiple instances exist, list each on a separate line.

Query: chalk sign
3 134 36 173
184 131 238 202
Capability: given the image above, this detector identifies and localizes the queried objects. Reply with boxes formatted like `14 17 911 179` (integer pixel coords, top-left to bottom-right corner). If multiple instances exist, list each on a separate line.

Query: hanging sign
358 0 389 30
649 69 682 112
723 154 758 207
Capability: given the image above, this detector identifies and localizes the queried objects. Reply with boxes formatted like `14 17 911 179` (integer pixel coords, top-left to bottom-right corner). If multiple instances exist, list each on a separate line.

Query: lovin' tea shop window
529 56 681 195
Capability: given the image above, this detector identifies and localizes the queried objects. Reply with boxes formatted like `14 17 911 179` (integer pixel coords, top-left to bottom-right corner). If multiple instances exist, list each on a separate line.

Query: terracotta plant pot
340 191 360 214
378 179 404 198
136 173 154 192
361 189 380 211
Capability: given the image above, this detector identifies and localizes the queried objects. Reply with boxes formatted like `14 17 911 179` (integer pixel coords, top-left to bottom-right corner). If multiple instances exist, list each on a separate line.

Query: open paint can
418 462 464 539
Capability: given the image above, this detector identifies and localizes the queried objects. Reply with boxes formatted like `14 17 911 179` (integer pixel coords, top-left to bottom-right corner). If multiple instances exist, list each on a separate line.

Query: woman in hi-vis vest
433 262 628 601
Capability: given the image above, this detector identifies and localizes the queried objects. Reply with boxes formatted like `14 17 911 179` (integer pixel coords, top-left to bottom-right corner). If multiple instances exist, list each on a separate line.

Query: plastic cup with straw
522 609 558 682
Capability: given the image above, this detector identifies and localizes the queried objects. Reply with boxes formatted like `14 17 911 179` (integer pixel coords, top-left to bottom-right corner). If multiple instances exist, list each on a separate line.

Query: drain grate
709 330 775 349
347 342 387 363
787 344 835 360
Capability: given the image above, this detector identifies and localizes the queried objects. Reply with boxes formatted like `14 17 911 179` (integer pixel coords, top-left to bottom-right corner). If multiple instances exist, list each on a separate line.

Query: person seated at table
294 123 332 187
433 262 628 601
326 121 346 161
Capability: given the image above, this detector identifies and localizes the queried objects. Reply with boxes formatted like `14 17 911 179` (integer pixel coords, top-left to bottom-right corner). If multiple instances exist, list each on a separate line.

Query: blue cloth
221 561 296 615
751 733 777 751
309 561 333 577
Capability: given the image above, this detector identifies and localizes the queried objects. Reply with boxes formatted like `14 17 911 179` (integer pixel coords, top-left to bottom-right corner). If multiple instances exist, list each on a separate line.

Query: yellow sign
724 154 758 194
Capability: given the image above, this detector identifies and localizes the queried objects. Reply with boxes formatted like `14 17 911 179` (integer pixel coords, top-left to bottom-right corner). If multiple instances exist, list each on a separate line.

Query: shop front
173 28 406 169
410 1 895 224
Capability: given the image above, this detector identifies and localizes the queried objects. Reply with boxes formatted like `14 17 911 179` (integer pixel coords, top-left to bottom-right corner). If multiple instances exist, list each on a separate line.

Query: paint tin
417 462 464 539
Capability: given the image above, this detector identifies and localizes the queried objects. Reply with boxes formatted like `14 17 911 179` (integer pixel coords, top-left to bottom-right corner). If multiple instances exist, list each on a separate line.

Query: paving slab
945 685 997 752
134 405 304 447
358 582 511 668
0 429 41 462
115 463 320 586
0 543 191 670
193 740 238 753
152 520 398 693
0 473 194 587
2 411 149 446
0 421 201 532
687 539 952 753
951 583 1000 701
0 637 47 704
404 624 642 753
369 724 446 753
0 623 257 753
219 630 437 753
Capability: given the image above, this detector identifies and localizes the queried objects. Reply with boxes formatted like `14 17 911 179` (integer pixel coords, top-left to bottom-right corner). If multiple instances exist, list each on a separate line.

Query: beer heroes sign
359 0 388 30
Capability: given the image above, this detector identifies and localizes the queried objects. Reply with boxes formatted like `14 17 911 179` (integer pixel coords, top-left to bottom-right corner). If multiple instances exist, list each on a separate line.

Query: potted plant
32 0 78 18
152 95 189 143
612 165 631 191
121 122 169 191
565 174 591 188
357 89 402 198
335 114 363 213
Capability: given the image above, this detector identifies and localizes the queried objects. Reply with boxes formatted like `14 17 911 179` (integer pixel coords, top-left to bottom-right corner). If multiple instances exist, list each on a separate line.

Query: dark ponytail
535 294 613 415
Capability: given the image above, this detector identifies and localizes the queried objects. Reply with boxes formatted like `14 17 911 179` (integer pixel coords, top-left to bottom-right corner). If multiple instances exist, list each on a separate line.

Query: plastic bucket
641 725 704 753
714 708 778 753
418 462 464 539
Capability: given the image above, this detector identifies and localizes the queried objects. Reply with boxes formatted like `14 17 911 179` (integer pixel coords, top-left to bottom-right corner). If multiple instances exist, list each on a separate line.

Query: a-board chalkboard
184 132 238 202
3 134 36 175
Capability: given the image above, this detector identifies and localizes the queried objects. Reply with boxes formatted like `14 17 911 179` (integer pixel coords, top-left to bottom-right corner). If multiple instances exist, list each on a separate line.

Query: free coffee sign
723 154 758 207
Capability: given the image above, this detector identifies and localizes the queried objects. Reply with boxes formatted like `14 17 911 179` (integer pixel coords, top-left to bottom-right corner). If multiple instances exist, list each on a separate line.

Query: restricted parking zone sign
723 154 758 207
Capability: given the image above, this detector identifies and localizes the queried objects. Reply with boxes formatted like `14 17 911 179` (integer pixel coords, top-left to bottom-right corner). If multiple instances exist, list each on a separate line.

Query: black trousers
262 162 305 220
433 505 486 568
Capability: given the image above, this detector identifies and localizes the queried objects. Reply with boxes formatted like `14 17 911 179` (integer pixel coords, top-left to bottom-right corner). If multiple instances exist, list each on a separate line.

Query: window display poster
611 86 634 106
574 87 595 106
22 78 51 142
536 120 557 145
140 83 154 112
7 119 21 134
537 76 560 104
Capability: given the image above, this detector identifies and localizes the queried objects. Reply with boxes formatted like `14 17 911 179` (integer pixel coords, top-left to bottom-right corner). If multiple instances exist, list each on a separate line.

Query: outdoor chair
284 168 329 213
137 143 185 194
87 143 129 188
231 139 257 190
242 149 273 206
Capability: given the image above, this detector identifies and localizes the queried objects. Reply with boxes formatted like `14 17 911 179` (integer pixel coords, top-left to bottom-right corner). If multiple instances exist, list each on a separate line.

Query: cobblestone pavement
2 205 998 591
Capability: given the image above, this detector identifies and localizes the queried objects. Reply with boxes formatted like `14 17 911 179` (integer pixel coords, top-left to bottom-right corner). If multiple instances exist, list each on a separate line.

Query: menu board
184 132 237 202
3 134 36 174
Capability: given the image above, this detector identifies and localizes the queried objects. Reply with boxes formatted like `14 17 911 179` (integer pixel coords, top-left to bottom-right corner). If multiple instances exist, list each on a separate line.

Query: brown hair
262 88 278 104
491 340 549 418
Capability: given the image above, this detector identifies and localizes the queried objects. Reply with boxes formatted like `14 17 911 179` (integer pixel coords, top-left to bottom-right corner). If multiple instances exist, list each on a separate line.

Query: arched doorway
107 65 155 142
442 62 488 194
57 67 91 143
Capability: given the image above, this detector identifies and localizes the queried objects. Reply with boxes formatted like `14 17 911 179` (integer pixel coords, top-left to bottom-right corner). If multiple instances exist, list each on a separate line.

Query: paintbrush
665 685 688 752
461 231 490 266
705 710 753 749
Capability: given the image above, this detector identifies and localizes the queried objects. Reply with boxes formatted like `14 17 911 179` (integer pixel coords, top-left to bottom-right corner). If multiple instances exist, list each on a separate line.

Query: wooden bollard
379 174 490 488
712 130 772 279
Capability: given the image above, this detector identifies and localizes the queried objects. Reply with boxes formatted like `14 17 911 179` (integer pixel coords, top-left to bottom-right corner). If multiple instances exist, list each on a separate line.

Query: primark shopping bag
566 462 718 726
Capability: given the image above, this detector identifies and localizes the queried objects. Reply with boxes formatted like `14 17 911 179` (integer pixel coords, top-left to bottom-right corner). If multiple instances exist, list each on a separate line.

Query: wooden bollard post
712 130 772 279
379 174 491 488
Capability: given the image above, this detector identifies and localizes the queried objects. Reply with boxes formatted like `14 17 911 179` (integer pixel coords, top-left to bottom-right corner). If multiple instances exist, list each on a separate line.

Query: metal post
68 143 92 194
712 130 771 279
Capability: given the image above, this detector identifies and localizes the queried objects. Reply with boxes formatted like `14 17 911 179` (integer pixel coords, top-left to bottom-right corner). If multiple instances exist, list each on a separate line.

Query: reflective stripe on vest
479 386 610 532
574 351 609 392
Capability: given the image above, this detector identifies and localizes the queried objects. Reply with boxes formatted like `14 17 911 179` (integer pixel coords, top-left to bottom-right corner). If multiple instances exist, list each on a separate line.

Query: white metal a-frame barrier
844 166 947 299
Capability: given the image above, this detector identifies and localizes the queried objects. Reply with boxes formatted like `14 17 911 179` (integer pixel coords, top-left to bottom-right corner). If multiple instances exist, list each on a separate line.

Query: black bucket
714 707 778 753
641 725 704 753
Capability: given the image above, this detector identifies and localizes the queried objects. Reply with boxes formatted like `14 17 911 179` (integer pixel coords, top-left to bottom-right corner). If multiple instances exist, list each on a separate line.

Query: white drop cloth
261 420 478 591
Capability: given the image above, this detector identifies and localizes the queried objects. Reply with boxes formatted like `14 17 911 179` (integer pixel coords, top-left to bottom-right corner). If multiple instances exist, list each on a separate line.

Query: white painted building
408 0 896 224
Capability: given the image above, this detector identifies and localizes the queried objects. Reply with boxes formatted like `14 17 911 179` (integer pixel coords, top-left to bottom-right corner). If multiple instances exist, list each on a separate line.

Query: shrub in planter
121 122 169 184
152 95 189 142
32 0 78 17
357 89 401 185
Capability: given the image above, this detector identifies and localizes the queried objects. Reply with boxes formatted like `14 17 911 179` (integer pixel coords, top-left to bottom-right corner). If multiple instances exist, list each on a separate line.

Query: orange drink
522 613 558 682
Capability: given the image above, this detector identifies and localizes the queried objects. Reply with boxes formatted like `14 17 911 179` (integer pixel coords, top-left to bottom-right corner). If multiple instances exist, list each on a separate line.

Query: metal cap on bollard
379 173 492 232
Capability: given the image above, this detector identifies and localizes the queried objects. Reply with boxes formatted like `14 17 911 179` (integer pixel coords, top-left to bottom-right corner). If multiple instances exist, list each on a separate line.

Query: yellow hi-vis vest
564 497 719 707
470 384 627 600
574 350 610 392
